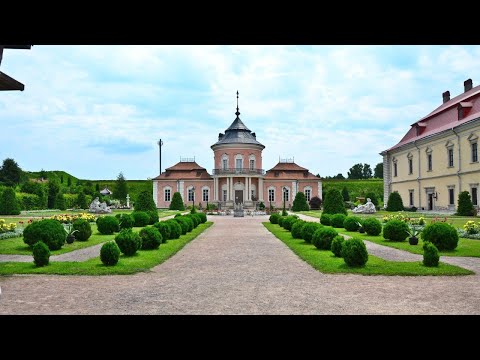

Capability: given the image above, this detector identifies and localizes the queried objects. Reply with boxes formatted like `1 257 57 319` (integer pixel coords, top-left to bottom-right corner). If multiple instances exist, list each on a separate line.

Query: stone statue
352 198 376 214
89 197 112 214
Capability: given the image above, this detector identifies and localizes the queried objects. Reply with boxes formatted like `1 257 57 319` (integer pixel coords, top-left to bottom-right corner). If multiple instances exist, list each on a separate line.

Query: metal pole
158 139 163 175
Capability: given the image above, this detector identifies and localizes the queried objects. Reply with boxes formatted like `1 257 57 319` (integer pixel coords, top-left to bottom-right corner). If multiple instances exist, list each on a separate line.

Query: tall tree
47 181 60 209
347 163 364 179
374 162 383 179
323 189 347 215
0 187 20 215
67 177 72 186
0 158 23 186
362 163 373 179
335 173 345 179
114 172 129 202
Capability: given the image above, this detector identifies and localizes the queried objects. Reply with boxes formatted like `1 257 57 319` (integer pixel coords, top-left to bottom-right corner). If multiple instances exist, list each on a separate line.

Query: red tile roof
264 162 319 179
384 84 480 153
153 161 212 180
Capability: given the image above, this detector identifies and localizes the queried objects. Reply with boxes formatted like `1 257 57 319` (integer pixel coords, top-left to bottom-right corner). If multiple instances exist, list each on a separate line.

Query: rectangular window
222 190 227 201
449 188 454 205
236 158 242 170
249 159 255 170
472 187 478 206
393 162 398 177
188 188 195 202
409 191 414 206
268 189 275 202
427 154 432 171
448 148 454 167
304 189 311 201
408 158 413 174
472 142 478 162
164 189 171 202
202 189 209 202
222 159 228 170
283 188 289 202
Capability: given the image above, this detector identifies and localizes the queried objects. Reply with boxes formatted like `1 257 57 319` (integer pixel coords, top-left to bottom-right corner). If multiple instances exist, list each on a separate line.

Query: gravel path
1 215 480 314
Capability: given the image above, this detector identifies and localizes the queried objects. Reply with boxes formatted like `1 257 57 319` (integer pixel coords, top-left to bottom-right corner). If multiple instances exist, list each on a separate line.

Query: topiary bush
33 241 50 267
291 220 306 239
115 213 135 229
362 217 382 236
182 216 194 232
186 214 199 228
292 192 310 211
320 213 332 226
456 191 475 216
383 219 409 241
386 191 404 212
72 218 92 241
323 189 347 215
166 220 182 239
115 228 142 256
343 216 362 231
148 210 159 225
132 211 150 227
423 242 439 267
174 217 189 235
134 190 157 212
139 227 162 250
312 227 338 250
330 214 347 228
309 196 322 210
331 235 345 257
169 192 185 211
342 238 368 267
278 216 286 228
192 213 203 227
96 216 120 235
197 212 207 224
269 213 280 224
421 222 459 251
77 191 88 209
302 222 322 243
153 221 171 242
100 241 120 266
23 219 66 250
283 216 299 231
0 187 20 215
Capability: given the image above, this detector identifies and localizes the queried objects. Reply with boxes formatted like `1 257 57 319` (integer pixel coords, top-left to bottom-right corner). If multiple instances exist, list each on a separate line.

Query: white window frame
222 189 227 201
304 186 312 201
164 187 172 202
222 154 229 170
188 187 195 202
268 188 275 202
202 187 209 202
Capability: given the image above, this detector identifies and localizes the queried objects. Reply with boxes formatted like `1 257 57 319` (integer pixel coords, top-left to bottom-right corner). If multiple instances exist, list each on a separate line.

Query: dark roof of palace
384 82 480 153
211 115 265 148
152 161 213 180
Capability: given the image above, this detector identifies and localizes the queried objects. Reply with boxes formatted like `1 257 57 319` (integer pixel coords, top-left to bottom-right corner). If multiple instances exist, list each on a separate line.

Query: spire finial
235 90 240 117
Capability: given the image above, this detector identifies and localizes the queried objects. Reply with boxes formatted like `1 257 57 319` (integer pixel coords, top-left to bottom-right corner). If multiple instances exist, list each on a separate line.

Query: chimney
464 78 473 92
442 91 450 103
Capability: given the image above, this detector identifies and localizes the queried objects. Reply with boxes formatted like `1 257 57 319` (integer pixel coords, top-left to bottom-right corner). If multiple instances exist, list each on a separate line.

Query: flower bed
50 213 97 224
382 212 425 225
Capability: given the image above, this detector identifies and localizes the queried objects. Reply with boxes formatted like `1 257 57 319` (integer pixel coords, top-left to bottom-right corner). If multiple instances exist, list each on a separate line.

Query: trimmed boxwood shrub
278 216 286 228
423 242 439 267
0 187 20 215
72 218 92 241
330 214 347 228
23 219 66 250
169 192 185 211
166 220 181 239
323 189 347 215
186 214 199 228
292 192 310 211
283 216 299 231
342 238 368 267
182 216 194 232
148 210 159 225
153 221 171 242
362 218 382 236
309 196 322 210
139 227 162 250
421 222 459 251
134 190 157 212
312 227 338 250
383 219 409 241
116 213 135 229
302 222 323 243
331 235 345 257
132 211 150 227
343 216 362 231
456 191 475 216
291 220 306 239
115 228 142 256
100 241 120 266
197 212 207 224
96 216 120 235
193 213 203 226
33 241 50 267
174 217 189 235
269 213 280 224
386 191 404 212
320 213 332 226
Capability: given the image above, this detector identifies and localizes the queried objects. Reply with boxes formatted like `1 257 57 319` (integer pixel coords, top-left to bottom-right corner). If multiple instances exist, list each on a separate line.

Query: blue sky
1 45 480 180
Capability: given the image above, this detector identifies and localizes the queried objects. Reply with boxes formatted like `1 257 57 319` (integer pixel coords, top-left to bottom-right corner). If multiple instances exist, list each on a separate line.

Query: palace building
381 79 480 211
153 93 322 209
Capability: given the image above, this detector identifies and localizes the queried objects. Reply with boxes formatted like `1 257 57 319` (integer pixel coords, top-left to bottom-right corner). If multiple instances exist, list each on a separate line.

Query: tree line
321 162 383 180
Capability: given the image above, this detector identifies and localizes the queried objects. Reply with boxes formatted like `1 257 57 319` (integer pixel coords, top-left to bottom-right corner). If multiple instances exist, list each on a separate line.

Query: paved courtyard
1 216 480 314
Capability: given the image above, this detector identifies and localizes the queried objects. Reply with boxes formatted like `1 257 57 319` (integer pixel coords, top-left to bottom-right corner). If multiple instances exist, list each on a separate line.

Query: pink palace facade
152 97 322 209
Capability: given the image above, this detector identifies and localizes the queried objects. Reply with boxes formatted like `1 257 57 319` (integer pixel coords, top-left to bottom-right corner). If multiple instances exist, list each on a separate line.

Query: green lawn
7 209 182 219
0 222 213 275
263 222 472 276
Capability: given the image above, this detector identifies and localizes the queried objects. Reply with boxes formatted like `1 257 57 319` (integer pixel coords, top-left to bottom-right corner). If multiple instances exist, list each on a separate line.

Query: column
248 177 251 201
230 177 234 201
245 176 249 201
259 177 264 201
214 177 218 201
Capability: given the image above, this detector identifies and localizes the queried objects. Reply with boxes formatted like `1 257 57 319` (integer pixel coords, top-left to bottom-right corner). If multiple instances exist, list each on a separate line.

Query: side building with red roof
381 79 480 211
153 94 322 209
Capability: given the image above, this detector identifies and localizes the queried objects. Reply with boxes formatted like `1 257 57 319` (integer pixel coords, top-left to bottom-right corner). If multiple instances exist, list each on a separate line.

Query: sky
1 45 480 180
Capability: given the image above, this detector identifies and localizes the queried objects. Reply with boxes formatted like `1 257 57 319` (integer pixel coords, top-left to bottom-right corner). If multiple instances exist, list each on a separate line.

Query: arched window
303 186 312 201
164 186 172 202
235 154 243 171
249 154 256 170
202 186 210 202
